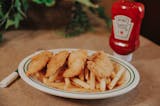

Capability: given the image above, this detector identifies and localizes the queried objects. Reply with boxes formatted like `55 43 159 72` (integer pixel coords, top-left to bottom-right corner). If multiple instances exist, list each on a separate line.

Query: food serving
26 49 127 92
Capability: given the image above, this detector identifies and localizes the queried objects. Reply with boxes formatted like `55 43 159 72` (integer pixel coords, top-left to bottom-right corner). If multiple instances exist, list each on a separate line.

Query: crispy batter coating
26 51 52 76
45 51 69 77
87 51 113 78
63 50 87 77
26 50 126 92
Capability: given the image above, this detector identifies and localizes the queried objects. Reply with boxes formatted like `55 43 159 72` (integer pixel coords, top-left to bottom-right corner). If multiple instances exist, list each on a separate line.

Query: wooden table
0 30 160 106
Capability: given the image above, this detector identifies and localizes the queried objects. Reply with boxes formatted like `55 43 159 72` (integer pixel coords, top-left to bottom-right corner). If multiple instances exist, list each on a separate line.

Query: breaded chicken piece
87 51 113 78
63 50 87 78
26 51 52 76
45 51 69 77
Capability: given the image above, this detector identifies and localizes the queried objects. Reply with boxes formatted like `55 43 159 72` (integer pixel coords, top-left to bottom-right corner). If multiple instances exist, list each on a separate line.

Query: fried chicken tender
87 51 113 78
26 51 52 76
63 50 87 78
45 51 69 77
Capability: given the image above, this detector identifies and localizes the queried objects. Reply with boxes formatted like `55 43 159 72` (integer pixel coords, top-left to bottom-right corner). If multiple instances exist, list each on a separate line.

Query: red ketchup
109 0 145 62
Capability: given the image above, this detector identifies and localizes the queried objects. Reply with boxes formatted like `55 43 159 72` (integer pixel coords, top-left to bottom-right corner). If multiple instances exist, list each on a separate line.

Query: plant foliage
32 0 56 7
0 0 28 30
65 2 91 37
0 0 110 43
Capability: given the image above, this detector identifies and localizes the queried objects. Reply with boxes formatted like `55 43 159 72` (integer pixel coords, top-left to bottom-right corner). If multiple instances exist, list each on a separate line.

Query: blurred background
0 0 160 45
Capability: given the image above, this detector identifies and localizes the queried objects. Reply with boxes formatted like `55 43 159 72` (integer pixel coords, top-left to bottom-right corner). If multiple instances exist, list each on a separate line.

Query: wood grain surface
0 29 160 106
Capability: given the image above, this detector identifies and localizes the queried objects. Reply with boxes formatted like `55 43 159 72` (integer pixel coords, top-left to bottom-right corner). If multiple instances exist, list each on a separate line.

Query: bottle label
113 15 134 41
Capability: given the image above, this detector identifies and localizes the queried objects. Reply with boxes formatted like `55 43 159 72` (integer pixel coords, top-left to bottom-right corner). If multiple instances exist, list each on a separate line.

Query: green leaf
45 0 56 7
4 13 23 29
0 4 3 18
96 6 112 28
14 13 23 28
32 0 44 4
15 0 21 7
15 0 26 17
5 19 15 29
21 0 29 11
65 2 91 37
1 0 27 30
75 0 98 8
32 0 56 7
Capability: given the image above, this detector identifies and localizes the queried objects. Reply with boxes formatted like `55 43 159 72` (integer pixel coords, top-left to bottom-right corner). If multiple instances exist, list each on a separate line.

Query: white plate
18 48 140 99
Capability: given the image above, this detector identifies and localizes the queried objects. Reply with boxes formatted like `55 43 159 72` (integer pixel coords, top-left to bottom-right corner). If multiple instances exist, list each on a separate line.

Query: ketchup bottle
109 0 145 62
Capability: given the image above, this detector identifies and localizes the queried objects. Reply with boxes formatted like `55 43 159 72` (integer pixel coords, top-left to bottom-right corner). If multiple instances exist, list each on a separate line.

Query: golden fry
64 78 71 89
48 71 59 82
50 82 65 89
84 67 90 81
72 78 90 89
34 72 45 82
106 77 111 85
90 71 95 90
95 81 100 90
112 62 120 73
110 71 116 79
117 71 126 86
100 78 106 91
108 67 125 90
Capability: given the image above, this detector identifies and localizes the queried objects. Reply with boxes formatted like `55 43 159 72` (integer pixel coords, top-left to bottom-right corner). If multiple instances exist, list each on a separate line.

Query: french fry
87 79 90 84
95 81 100 89
113 62 120 73
48 71 59 82
110 71 116 79
100 78 106 91
43 77 50 85
34 72 45 82
72 78 90 89
106 77 111 85
71 81 81 88
84 67 89 81
50 82 65 89
64 77 70 89
117 71 126 86
44 80 65 90
90 71 95 90
43 77 64 89
108 67 125 90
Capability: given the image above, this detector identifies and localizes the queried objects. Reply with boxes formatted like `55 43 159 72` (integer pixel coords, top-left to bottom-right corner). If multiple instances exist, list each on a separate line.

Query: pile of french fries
27 50 126 92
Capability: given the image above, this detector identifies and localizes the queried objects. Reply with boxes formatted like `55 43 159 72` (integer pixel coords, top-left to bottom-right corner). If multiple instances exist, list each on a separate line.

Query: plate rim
18 48 140 99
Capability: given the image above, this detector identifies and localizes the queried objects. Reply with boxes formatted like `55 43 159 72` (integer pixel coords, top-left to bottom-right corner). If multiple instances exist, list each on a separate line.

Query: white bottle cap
113 52 133 62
